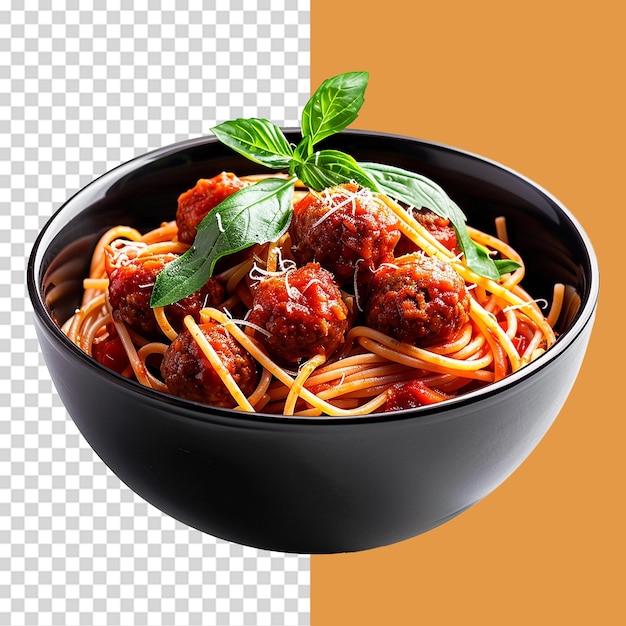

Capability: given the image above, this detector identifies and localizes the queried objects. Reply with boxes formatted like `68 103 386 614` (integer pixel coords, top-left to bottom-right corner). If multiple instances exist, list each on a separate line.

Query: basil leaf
296 149 378 191
360 161 463 222
360 161 518 279
494 258 523 275
151 177 295 307
211 118 294 169
301 71 369 146
453 226 502 280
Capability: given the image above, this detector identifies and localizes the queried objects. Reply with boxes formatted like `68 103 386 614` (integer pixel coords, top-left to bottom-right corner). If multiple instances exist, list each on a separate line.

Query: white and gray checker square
2 2 311 625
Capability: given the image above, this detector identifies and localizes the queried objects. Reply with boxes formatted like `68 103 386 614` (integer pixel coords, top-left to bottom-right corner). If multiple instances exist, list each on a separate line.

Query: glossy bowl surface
28 130 598 553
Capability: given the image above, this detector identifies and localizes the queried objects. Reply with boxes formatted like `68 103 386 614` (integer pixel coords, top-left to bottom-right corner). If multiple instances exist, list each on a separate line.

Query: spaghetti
62 172 561 417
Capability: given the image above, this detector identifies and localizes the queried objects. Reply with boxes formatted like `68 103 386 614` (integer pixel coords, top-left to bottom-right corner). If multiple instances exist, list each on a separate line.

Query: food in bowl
63 172 561 416
59 72 562 416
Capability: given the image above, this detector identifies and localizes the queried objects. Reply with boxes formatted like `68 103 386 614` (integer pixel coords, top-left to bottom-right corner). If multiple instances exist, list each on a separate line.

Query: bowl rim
27 129 600 427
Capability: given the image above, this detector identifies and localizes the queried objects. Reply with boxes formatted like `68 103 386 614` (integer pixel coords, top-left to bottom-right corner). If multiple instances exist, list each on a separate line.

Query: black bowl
27 130 598 553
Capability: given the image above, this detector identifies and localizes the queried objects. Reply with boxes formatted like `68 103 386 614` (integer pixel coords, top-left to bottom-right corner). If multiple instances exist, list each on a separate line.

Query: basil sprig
210 72 376 191
151 71 518 306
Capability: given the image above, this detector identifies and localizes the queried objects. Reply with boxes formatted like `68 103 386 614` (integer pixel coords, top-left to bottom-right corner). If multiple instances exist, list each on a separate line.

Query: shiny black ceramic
28 131 598 553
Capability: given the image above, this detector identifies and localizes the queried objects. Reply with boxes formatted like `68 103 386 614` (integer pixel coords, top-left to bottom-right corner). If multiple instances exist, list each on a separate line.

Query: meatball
247 262 349 365
364 254 470 347
290 183 401 288
107 253 224 339
160 321 257 407
176 171 248 244
396 208 459 256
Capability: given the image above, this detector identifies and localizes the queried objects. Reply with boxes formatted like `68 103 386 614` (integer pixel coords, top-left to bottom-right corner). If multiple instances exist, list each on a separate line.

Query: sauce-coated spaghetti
63 172 560 416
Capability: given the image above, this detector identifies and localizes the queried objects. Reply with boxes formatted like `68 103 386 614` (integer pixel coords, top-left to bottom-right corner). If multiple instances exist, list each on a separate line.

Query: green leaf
210 118 294 169
301 71 369 146
453 227 502 280
150 177 296 307
359 161 463 223
360 161 518 279
494 258 523 275
296 149 378 191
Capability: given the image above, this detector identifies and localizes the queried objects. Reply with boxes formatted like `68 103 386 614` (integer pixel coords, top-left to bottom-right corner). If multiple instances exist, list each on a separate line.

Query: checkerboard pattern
1 3 311 624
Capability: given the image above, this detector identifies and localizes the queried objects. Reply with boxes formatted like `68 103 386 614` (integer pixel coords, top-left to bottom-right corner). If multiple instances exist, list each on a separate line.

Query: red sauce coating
247 262 349 365
92 328 129 374
176 172 248 244
383 379 450 411
290 184 401 288
107 254 224 339
364 255 470 347
396 208 460 256
160 321 258 407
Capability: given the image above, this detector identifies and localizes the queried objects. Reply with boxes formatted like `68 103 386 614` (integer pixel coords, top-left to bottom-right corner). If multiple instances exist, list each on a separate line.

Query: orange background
310 1 624 624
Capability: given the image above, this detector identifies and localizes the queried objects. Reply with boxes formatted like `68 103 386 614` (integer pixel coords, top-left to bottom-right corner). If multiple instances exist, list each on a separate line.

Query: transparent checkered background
1 2 310 625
